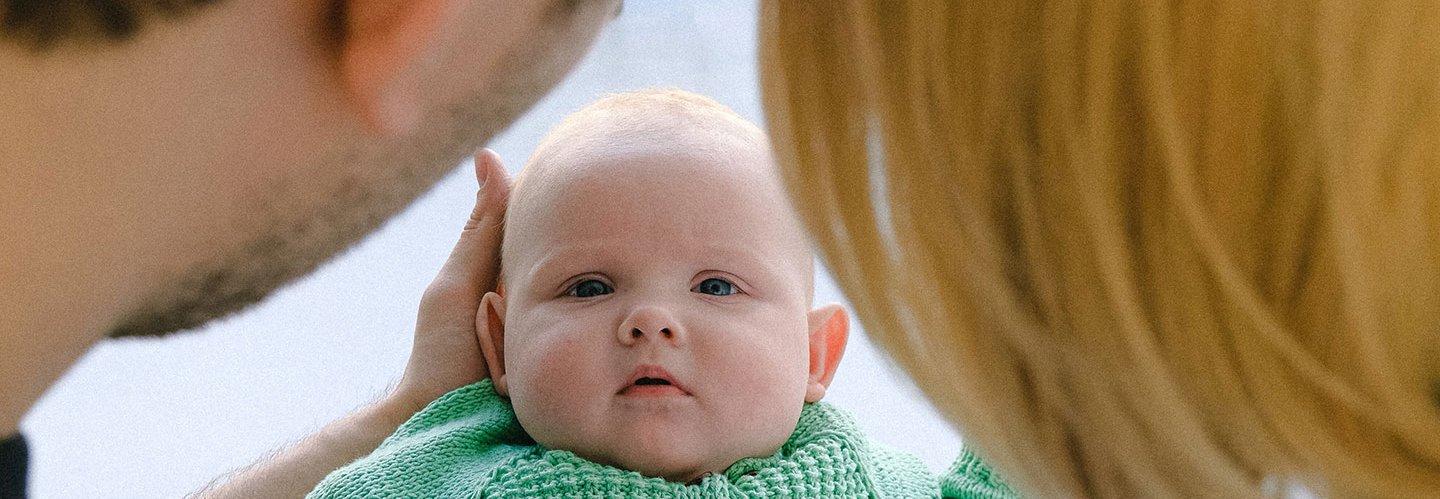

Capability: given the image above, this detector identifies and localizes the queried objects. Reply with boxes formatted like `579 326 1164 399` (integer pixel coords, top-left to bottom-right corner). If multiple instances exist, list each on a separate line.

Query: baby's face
497 142 816 482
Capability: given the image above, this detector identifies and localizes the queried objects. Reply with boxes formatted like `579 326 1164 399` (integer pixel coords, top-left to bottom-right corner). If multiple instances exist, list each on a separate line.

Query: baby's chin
526 410 799 483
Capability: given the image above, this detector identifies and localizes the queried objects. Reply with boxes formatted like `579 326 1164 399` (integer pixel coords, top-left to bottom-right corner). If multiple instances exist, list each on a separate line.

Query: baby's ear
477 291 510 396
804 304 850 403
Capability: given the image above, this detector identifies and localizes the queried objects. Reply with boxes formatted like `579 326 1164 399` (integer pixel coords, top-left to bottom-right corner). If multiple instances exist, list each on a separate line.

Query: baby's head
476 89 849 483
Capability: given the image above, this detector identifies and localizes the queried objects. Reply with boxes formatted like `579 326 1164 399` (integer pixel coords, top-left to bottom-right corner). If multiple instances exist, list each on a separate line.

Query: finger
431 149 512 297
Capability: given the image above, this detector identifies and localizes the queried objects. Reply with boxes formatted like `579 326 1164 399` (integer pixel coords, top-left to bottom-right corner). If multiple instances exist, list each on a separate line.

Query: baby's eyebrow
521 248 593 289
692 247 785 275
524 246 599 274
524 245 791 286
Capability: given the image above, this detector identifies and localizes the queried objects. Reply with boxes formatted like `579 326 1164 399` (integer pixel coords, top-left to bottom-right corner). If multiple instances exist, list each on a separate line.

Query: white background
23 2 962 497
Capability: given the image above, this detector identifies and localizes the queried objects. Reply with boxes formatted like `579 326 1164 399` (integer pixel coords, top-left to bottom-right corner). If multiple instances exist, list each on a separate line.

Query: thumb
463 148 512 233
431 149 511 298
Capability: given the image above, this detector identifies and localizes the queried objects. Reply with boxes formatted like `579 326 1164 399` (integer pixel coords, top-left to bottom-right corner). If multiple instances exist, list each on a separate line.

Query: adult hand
393 148 511 412
195 149 513 498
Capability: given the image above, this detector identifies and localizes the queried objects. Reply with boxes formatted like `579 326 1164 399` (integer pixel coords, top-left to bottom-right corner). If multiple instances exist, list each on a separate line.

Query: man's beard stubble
107 2 611 338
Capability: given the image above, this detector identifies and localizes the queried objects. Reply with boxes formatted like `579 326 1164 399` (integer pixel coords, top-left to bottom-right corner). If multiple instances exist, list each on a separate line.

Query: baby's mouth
620 365 691 397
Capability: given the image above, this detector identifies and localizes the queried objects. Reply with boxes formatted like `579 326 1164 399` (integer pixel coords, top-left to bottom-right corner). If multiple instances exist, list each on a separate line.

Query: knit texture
308 380 943 498
939 446 1019 499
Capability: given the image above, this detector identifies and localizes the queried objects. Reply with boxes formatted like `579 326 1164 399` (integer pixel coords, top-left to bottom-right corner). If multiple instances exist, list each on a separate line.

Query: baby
485 88 849 484
308 90 961 497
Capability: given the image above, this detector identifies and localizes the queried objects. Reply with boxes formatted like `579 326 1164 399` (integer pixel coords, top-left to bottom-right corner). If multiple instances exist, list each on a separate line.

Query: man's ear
339 0 466 136
805 304 850 403
477 291 509 396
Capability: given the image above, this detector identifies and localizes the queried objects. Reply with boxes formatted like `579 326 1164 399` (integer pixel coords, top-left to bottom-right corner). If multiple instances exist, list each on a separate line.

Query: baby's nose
618 305 686 346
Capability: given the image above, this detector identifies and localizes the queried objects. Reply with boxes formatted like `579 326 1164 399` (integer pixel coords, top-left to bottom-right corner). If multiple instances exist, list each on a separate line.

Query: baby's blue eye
694 278 737 296
567 279 613 298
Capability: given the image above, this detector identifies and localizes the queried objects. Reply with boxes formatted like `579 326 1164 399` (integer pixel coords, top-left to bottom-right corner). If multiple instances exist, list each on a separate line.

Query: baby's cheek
722 371 807 457
510 335 603 428
720 341 809 420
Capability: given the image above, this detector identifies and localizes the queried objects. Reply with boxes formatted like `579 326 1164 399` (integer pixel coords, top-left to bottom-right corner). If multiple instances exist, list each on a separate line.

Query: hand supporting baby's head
476 89 849 483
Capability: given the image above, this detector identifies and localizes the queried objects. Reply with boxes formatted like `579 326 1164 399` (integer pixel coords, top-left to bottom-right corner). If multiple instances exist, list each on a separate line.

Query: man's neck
0 0 291 435
0 307 110 436
0 46 151 437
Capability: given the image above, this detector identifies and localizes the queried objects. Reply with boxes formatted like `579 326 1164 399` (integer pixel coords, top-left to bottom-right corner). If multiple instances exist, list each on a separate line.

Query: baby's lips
619 364 692 395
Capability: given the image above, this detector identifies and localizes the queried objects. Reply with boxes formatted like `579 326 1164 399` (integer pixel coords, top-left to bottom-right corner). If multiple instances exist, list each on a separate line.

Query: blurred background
22 2 961 496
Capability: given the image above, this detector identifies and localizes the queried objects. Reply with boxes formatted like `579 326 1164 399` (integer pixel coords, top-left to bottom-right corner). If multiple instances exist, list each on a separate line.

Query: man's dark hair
2 0 223 50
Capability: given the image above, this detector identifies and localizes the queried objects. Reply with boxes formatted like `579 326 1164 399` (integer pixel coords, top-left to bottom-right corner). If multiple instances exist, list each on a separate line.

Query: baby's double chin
640 462 721 485
592 451 726 484
610 435 794 483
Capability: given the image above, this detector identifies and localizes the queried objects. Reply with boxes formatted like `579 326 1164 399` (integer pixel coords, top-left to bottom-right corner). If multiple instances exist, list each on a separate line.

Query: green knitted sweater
308 380 1018 498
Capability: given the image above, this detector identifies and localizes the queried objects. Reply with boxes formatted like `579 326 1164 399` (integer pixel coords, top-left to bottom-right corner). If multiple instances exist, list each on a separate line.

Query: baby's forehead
508 133 792 254
521 130 770 197
500 89 814 294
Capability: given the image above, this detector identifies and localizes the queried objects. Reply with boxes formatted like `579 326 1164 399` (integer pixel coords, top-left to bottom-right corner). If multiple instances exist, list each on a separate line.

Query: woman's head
761 1 1440 497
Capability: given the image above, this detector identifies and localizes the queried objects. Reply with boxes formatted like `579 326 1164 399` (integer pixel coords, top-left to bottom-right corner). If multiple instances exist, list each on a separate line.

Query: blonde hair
761 1 1440 497
524 88 766 170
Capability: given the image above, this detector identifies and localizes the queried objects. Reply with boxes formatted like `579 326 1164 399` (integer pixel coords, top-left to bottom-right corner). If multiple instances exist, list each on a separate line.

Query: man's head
0 0 622 340
475 89 850 483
